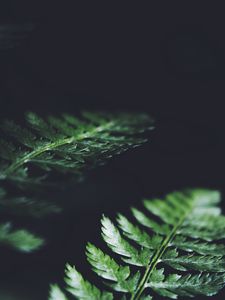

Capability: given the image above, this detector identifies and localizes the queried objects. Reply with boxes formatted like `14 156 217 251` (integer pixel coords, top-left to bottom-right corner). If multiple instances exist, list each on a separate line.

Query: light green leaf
86 243 130 283
0 223 44 252
101 215 151 266
117 214 163 249
49 284 68 300
173 236 225 256
64 264 113 300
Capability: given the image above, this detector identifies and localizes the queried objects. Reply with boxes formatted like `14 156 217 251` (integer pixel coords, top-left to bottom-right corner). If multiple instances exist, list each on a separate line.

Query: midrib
131 201 194 300
4 137 75 176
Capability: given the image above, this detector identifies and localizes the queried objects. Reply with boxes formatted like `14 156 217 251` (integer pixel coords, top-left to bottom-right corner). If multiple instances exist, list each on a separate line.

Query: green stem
4 137 74 176
130 202 193 300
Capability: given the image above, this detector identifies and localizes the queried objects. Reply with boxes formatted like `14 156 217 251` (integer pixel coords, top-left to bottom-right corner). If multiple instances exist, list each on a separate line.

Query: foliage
0 187 61 218
0 111 153 253
0 111 153 188
49 285 69 300
0 222 44 252
49 189 225 299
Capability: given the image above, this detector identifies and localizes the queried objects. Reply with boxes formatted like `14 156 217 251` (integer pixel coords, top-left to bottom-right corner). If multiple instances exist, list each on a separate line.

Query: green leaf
86 243 130 282
148 269 225 299
117 214 163 249
49 285 68 300
64 264 113 300
0 223 44 252
131 207 169 235
163 249 225 272
173 236 225 256
101 215 150 267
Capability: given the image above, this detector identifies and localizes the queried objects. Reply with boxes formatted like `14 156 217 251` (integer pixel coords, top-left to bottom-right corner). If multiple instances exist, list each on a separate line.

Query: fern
0 111 153 188
0 186 57 252
0 111 152 252
0 222 44 252
0 185 59 252
49 285 69 300
49 189 225 299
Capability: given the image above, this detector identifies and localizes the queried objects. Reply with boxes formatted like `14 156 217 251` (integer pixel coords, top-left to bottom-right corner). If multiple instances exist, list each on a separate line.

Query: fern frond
0 112 153 188
50 189 225 299
0 222 44 252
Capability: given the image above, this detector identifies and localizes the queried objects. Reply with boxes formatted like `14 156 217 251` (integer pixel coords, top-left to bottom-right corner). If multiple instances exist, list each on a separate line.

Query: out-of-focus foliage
49 189 225 299
0 222 44 252
0 187 61 218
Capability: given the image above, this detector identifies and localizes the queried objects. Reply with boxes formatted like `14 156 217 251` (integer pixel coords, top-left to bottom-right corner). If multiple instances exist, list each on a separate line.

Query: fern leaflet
0 222 44 252
49 285 69 300
49 189 225 299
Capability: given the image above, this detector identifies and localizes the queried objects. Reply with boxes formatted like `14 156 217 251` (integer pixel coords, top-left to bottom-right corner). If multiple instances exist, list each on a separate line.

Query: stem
130 202 193 300
4 137 74 176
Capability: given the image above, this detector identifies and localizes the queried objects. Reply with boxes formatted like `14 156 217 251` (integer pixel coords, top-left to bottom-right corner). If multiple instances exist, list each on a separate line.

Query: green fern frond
0 222 44 252
50 189 225 299
0 112 153 187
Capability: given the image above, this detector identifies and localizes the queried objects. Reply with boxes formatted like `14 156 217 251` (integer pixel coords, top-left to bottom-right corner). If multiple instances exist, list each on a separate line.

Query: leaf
117 214 163 249
49 285 69 300
50 189 225 299
86 243 130 282
0 223 44 252
163 249 225 272
148 269 225 299
101 215 150 267
64 264 113 300
173 236 225 256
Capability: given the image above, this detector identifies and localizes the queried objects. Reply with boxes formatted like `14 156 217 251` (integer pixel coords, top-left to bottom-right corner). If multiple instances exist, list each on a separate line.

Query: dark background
0 1 225 299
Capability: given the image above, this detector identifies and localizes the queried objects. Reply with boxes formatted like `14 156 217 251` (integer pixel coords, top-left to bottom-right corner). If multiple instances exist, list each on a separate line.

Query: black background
0 1 225 299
